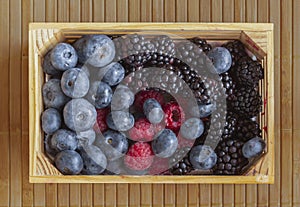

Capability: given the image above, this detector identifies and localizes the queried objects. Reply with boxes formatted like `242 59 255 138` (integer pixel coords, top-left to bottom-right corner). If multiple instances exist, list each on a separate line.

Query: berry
61 68 90 98
207 47 232 74
86 81 112 109
124 142 154 171
42 51 61 76
222 111 237 140
44 134 57 161
111 85 134 111
99 62 125 86
50 43 78 71
242 137 266 158
94 130 128 161
76 129 96 146
55 150 83 175
106 111 135 131
50 129 78 152
63 98 97 132
42 79 70 109
180 118 204 140
41 108 61 135
222 40 247 67
73 35 115 67
189 37 212 53
236 118 261 142
94 107 110 133
143 98 165 124
134 89 164 110
189 145 217 170
213 139 249 175
169 147 192 175
148 157 169 175
163 101 185 132
220 72 236 97
79 145 107 175
151 35 175 56
152 129 178 158
128 118 155 142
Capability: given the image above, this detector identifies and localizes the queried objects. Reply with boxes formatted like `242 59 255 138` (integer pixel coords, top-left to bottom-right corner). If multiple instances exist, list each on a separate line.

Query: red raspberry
134 89 164 110
163 101 185 133
94 107 110 133
124 142 154 171
148 157 169 175
128 118 155 142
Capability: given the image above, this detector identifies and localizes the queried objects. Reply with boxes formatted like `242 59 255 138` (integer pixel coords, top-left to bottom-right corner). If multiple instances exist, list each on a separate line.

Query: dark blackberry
169 147 193 175
228 86 262 118
220 72 236 97
114 34 154 67
222 40 247 67
118 59 142 76
235 56 264 87
236 118 261 142
189 37 212 53
146 53 175 67
222 111 237 140
213 139 249 175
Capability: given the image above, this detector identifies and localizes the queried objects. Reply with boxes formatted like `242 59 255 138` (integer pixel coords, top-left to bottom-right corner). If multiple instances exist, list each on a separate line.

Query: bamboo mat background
0 0 298 206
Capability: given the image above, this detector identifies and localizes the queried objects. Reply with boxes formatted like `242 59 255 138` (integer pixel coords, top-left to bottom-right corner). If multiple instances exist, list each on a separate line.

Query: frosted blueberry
42 51 61 76
76 128 96 146
111 85 134 111
189 145 217 170
61 68 90 98
242 137 266 158
151 129 178 158
207 47 232 74
50 43 78 71
106 111 135 131
143 98 165 124
99 62 125 86
50 129 78 152
41 108 61 135
86 81 112 109
55 150 83 175
63 98 97 132
180 118 204 140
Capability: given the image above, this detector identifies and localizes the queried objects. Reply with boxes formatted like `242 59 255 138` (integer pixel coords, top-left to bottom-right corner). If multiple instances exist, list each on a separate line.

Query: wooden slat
105 0 116 22
57 184 69 207
81 184 93 207
129 184 140 207
46 0 57 22
234 185 245 207
187 0 199 22
141 184 152 206
223 0 234 22
152 184 164 207
141 0 152 22
211 185 222 207
93 0 105 22
0 0 10 206
81 0 93 22
117 184 129 207
105 184 117 207
46 184 57 207
199 184 211 207
164 0 175 22
176 0 187 22
269 0 281 206
293 130 300 206
200 0 211 22
164 184 175 207
234 0 245 22
9 0 22 207
153 0 164 22
70 184 80 207
93 184 104 207
117 0 128 22
129 0 140 22
176 184 188 207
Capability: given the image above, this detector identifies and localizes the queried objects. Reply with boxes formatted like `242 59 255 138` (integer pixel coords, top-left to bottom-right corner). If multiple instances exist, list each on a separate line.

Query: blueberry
50 43 78 71
42 79 70 109
77 129 96 146
50 129 78 152
63 98 97 132
41 108 61 135
111 85 134 111
86 81 112 109
99 62 125 86
61 68 90 98
207 47 232 74
189 145 217 170
94 130 128 161
44 134 57 161
73 35 115 67
54 150 83 175
151 129 178 158
143 98 164 124
79 145 107 175
42 51 61 76
180 118 204 140
106 111 135 131
242 137 266 158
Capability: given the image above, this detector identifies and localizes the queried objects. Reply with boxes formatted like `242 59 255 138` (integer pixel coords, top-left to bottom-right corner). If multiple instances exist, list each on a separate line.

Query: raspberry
94 107 110 133
148 157 169 175
163 101 185 132
124 142 154 171
134 89 164 110
128 118 155 142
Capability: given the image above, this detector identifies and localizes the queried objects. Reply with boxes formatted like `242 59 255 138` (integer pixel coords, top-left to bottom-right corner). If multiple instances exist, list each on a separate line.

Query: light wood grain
117 0 128 22
117 183 129 206
140 184 152 206
293 130 300 206
46 184 57 207
164 0 175 22
70 184 80 207
152 184 164 207
153 0 164 22
164 184 175 207
141 0 152 22
129 184 140 207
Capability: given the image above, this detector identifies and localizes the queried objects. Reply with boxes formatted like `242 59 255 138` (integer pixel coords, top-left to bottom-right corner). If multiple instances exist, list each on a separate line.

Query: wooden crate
29 23 274 184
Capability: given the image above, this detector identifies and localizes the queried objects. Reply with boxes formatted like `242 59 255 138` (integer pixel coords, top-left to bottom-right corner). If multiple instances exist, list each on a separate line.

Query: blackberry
169 147 193 175
146 53 174 67
236 118 261 142
220 72 236 97
222 40 247 67
118 59 142 76
228 86 262 118
213 139 249 175
222 111 237 140
189 37 212 53
235 56 264 87
114 34 154 67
